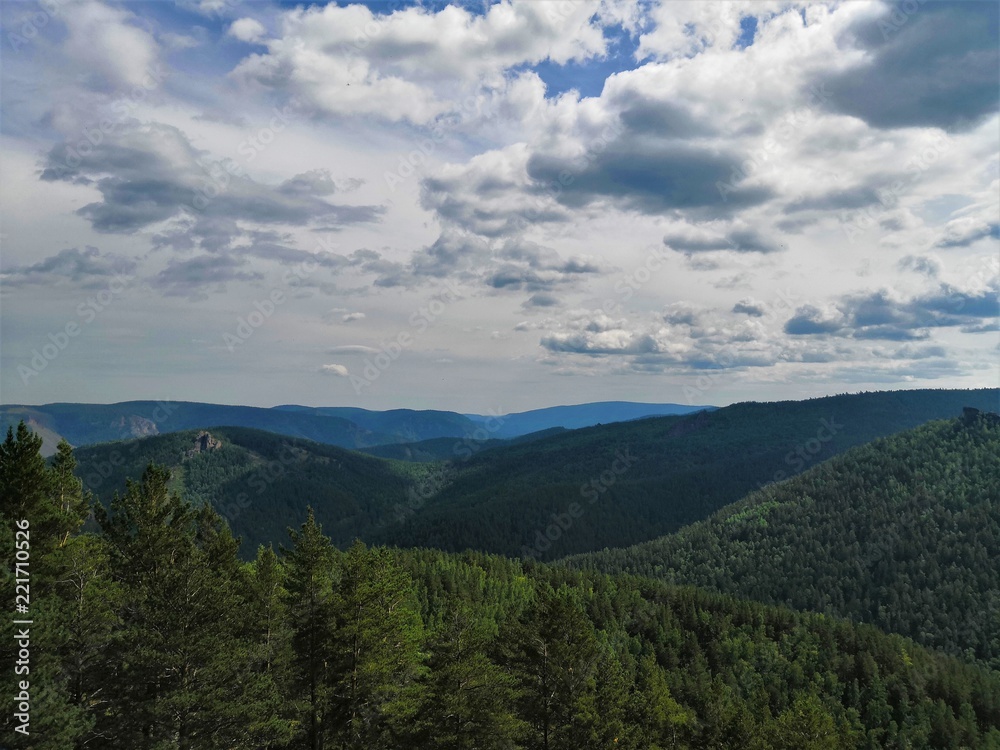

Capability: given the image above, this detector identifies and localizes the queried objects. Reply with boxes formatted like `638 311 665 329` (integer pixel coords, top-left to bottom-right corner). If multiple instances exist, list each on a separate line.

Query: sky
0 0 998 413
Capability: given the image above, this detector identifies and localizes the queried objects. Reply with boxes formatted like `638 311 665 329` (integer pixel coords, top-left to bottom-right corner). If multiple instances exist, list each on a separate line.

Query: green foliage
4 411 1000 749
571 417 1000 668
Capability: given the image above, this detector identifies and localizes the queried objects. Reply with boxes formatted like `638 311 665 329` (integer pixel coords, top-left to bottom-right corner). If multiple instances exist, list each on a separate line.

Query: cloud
319 364 349 377
936 218 1000 248
526 135 773 217
40 123 382 237
784 280 1000 340
523 292 561 309
61 0 160 91
152 254 263 298
784 305 844 335
228 18 266 44
819 1 1000 131
897 255 941 278
664 225 781 254
341 312 365 323
733 299 765 317
327 345 379 355
1 247 136 288
231 1 611 124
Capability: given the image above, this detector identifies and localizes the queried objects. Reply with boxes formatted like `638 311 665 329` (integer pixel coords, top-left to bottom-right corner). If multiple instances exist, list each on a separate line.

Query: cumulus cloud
733 299 765 317
319 364 350 377
61 0 160 91
785 280 1000 340
228 18 266 43
232 1 611 124
40 124 381 235
818 1 999 131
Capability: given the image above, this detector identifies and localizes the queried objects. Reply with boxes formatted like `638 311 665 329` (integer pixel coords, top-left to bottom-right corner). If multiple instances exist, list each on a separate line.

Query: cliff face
112 415 159 439
186 431 222 458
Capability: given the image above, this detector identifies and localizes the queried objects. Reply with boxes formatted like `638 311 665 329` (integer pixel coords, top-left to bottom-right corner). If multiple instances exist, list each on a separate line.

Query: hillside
369 388 1000 559
70 389 1000 561
358 427 568 462
73 427 430 553
464 401 715 438
567 411 1000 669
4 417 1000 748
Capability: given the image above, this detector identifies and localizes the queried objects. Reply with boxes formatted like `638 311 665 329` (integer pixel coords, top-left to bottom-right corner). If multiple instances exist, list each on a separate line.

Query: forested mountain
0 400 710 457
370 388 1000 559
3 424 1000 749
358 427 568 462
72 427 432 553
0 401 468 452
72 389 999 561
568 411 1000 670
462 401 715 438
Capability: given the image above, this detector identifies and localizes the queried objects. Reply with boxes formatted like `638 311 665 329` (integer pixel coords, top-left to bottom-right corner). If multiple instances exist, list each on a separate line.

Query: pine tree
510 585 600 750
417 603 522 749
328 541 426 750
283 508 337 750
95 464 259 748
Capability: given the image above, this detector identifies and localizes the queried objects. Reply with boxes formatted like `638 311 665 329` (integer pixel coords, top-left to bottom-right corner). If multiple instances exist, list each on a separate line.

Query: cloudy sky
1 0 997 413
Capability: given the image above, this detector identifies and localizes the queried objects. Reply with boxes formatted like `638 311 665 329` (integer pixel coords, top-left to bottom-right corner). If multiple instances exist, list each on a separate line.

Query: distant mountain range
0 399 713 455
68 388 998 562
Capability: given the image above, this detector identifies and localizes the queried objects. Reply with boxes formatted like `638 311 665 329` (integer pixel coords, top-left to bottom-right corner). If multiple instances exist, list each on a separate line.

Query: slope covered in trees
568 413 1000 670
371 388 1000 558
72 427 432 553
73 388 1000 561
3 424 1000 749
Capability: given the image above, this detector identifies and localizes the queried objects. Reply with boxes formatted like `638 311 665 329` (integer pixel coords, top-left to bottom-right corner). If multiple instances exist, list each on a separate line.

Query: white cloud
61 0 160 90
231 1 612 123
228 18 267 44
320 363 350 377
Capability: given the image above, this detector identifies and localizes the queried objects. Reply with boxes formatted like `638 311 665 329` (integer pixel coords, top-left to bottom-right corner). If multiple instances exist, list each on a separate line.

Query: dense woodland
569 415 1000 670
4 422 1000 749
73 389 1000 559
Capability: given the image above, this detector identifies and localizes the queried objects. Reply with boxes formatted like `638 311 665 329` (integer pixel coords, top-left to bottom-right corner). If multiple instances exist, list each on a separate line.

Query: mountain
1 400 712 456
0 401 501 455
369 388 1000 559
71 388 999 564
358 427 569 462
566 411 1000 669
464 401 716 438
72 426 431 553
7 412 1000 748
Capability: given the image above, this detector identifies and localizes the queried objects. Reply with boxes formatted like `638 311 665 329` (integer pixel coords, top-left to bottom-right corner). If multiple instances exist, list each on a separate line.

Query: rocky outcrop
112 415 159 439
186 431 222 458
